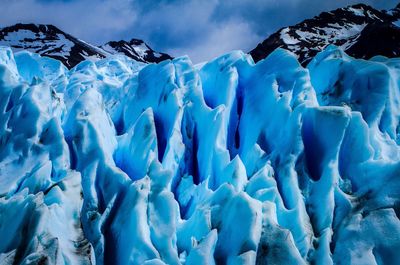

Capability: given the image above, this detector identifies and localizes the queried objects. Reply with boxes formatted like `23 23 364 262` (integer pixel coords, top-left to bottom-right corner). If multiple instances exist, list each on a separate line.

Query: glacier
0 45 399 265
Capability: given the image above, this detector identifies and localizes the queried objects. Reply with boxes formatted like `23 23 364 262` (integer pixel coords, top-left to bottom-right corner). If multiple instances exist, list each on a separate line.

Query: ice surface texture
0 45 399 265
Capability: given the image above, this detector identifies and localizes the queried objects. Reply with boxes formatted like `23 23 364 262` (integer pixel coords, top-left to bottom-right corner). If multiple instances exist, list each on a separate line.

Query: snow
3 29 41 43
366 10 382 21
280 27 300 45
296 23 366 44
0 30 75 59
153 52 163 58
98 43 121 58
0 45 399 264
348 7 365 17
294 23 367 53
132 42 149 58
100 42 150 60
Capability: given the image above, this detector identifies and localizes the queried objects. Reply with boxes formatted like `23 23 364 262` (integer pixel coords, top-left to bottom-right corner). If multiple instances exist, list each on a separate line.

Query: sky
0 0 398 62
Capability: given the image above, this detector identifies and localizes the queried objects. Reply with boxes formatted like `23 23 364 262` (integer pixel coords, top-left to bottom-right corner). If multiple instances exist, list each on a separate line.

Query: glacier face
0 45 399 265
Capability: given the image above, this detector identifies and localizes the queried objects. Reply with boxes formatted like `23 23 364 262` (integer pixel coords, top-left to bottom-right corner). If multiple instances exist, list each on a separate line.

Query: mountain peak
250 3 399 65
100 38 172 63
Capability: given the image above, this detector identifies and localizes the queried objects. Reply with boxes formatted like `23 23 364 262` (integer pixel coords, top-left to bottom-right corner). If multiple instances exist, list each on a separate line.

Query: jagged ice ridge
0 45 399 265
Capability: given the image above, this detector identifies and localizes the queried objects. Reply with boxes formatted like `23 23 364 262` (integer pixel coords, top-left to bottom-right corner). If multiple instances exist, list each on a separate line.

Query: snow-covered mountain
0 23 172 68
0 23 108 68
0 43 399 264
100 39 172 64
250 3 400 64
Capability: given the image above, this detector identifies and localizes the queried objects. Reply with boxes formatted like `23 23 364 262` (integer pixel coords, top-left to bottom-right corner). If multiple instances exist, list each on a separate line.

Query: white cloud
167 19 260 63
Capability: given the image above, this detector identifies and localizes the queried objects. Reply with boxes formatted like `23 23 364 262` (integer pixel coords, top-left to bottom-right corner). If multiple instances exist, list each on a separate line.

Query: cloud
0 0 398 63
127 0 260 62
0 0 138 43
166 18 260 63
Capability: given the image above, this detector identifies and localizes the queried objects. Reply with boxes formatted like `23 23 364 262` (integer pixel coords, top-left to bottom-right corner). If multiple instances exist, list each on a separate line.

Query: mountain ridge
0 23 172 68
100 39 172 64
250 3 400 65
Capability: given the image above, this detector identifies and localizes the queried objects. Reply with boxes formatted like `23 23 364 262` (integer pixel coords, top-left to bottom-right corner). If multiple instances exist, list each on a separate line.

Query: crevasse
0 45 399 265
